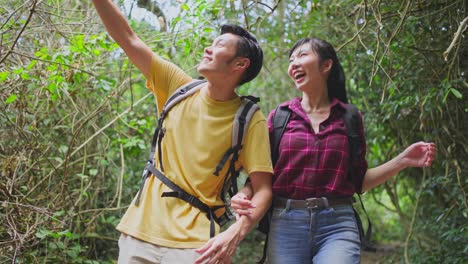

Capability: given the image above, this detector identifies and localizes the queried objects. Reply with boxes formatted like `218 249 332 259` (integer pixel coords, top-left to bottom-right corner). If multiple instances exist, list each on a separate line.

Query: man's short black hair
220 24 263 86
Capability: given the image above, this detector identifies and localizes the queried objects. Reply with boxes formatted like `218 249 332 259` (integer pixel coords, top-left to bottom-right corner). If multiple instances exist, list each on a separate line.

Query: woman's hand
362 141 437 192
230 192 256 219
399 141 436 167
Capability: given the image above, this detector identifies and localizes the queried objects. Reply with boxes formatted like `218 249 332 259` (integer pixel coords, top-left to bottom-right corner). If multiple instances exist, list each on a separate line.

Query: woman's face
288 43 329 91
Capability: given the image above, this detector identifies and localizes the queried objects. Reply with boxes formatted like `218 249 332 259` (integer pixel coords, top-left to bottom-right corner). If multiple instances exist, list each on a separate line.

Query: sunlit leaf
0 72 10 82
181 3 190 11
5 94 17 104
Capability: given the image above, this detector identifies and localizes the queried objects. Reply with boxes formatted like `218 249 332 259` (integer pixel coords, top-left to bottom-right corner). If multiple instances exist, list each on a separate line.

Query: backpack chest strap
141 162 226 238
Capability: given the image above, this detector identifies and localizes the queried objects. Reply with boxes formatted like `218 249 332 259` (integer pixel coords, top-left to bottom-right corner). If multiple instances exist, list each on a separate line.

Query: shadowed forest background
0 0 466 263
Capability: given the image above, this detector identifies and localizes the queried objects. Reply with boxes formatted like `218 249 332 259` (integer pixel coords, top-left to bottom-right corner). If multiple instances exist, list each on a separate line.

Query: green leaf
59 145 68 154
5 94 17 104
26 60 38 70
47 82 57 94
97 78 114 91
58 230 74 238
13 67 23 74
0 71 9 82
36 228 52 239
53 210 66 217
181 3 190 11
450 88 462 99
89 169 98 176
172 17 181 27
20 73 30 80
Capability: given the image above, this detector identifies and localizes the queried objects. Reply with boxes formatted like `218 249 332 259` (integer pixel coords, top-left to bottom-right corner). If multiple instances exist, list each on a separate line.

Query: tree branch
443 16 468 61
0 0 39 66
136 0 167 32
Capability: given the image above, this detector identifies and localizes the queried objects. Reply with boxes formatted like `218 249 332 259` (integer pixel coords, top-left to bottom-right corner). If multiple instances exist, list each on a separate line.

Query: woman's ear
321 59 333 74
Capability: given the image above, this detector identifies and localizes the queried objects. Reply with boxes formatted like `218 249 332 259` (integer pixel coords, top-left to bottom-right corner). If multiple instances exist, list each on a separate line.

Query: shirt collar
281 97 347 112
331 98 347 111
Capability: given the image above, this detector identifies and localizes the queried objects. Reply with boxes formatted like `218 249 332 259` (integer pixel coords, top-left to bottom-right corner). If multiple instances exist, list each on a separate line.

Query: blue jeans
267 203 361 264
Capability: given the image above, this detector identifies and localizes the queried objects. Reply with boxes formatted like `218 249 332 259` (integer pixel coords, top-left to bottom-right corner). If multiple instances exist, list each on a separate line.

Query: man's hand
194 221 242 264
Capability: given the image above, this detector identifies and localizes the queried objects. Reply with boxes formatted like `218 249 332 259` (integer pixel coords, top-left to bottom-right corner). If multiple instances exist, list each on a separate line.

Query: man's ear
234 58 250 70
321 59 333 74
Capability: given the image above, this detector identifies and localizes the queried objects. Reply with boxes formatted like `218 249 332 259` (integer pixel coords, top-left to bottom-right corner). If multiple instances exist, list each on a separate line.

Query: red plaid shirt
267 98 368 199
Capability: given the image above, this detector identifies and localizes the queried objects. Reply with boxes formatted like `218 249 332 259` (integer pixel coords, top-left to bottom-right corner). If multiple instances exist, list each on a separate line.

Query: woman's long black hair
289 38 348 103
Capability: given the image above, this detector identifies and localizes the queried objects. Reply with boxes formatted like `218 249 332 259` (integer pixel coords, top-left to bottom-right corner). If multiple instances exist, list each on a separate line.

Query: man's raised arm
92 0 153 78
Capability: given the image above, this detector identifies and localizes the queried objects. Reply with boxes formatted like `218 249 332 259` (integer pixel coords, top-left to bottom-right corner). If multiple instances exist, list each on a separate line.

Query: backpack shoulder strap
343 104 376 252
232 96 260 148
271 105 292 166
137 79 207 205
342 103 361 178
342 104 360 138
213 96 260 176
213 95 261 225
161 79 207 115
148 79 207 169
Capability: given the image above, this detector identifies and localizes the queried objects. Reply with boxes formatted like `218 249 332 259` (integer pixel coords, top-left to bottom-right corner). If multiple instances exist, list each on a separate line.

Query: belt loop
284 199 292 212
321 197 329 208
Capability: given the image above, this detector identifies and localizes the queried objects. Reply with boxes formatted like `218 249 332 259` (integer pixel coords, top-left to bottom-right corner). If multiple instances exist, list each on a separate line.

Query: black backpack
257 103 375 263
135 79 260 238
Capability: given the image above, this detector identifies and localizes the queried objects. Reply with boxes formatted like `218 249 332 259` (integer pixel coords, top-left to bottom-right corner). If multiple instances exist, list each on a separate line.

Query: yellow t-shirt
116 54 273 248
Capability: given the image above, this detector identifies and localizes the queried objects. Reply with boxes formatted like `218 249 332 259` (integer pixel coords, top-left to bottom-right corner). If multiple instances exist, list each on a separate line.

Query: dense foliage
1 0 466 263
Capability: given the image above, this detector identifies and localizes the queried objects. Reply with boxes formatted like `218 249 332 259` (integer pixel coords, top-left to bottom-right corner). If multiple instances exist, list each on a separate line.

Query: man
92 1 273 263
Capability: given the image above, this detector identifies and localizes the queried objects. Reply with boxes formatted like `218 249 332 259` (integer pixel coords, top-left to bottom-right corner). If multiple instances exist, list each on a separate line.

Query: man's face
197 33 239 76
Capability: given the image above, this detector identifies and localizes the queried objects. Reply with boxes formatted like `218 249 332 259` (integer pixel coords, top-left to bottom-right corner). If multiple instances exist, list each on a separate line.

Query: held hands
398 141 436 168
194 222 242 264
194 192 257 263
194 177 270 263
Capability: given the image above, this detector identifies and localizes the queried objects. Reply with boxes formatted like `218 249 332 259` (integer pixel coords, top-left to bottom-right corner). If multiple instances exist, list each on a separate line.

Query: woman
231 38 436 264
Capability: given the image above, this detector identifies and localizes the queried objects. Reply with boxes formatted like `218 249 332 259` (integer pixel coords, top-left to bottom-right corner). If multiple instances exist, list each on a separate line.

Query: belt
273 196 355 210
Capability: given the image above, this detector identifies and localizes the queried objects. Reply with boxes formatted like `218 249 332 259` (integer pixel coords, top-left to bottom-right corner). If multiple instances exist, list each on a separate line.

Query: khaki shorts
118 233 201 264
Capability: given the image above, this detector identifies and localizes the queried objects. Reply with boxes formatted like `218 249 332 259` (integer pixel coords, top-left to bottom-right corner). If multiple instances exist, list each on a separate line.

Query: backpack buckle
186 194 196 204
142 168 149 179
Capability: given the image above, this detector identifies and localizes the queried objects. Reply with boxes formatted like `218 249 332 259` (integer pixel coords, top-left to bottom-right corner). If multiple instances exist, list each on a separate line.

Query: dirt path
361 243 402 264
